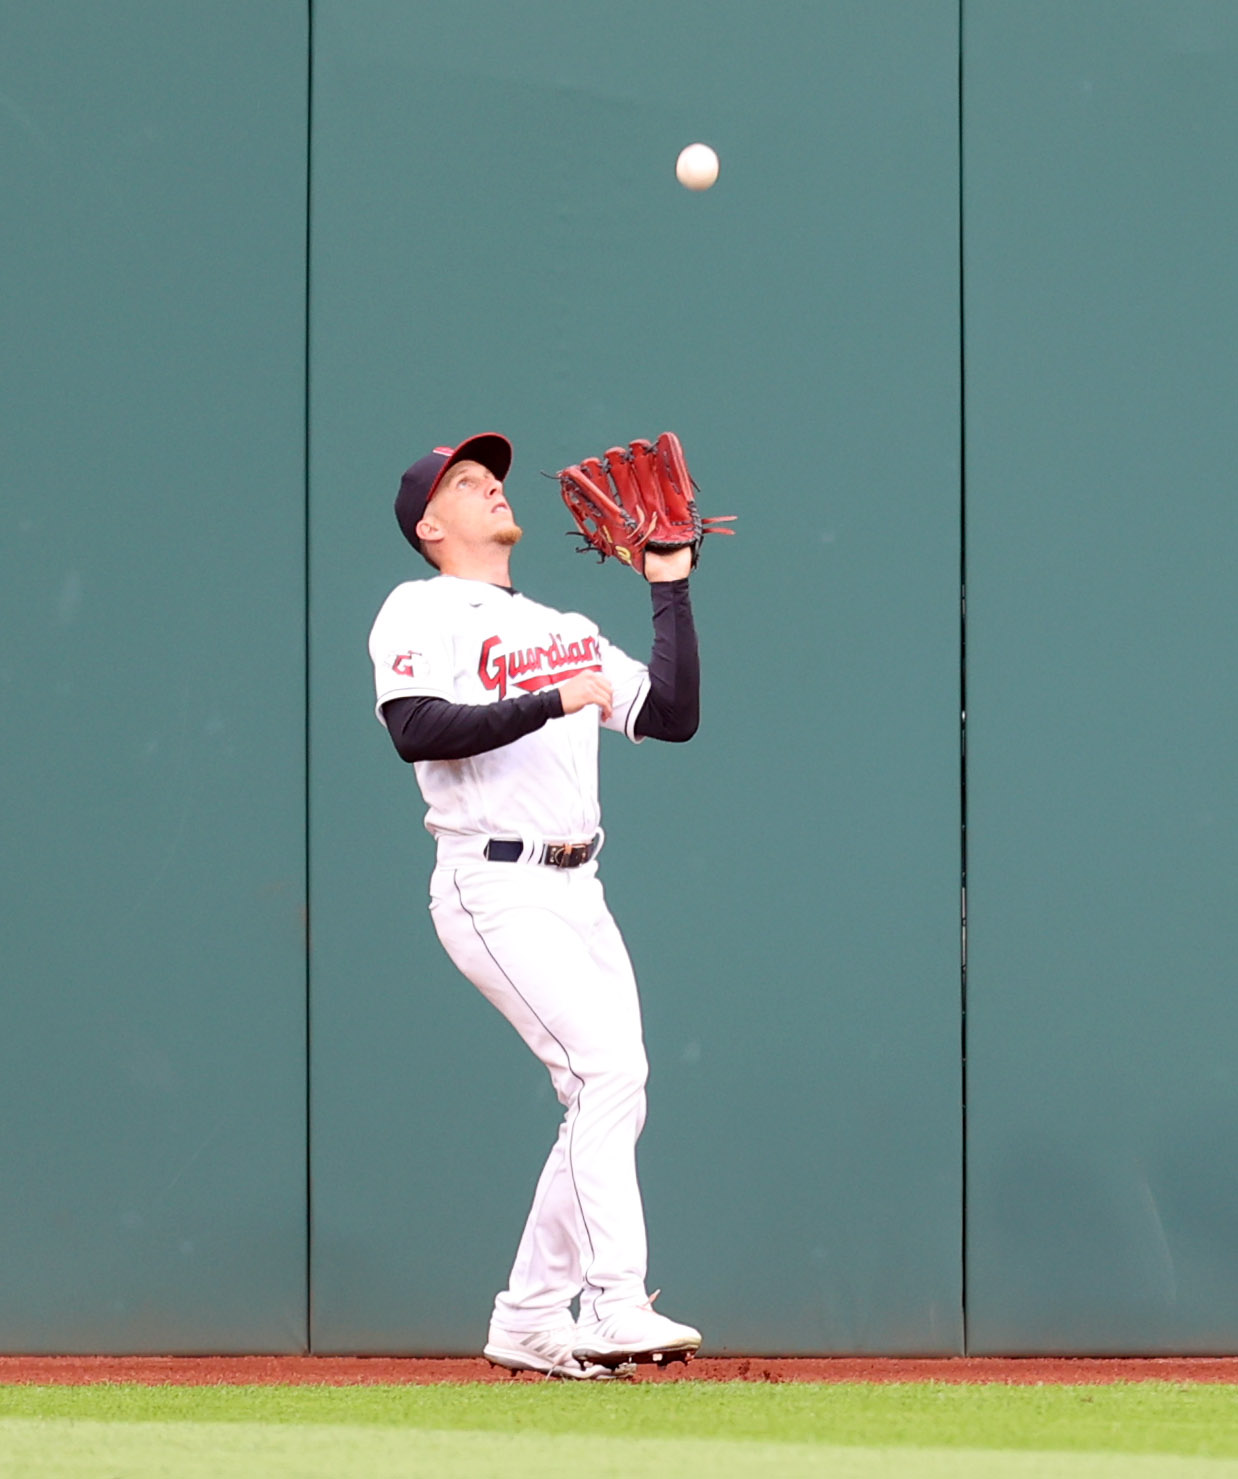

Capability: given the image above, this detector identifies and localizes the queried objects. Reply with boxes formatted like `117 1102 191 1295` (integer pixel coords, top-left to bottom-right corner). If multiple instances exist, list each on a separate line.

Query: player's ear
416 514 443 547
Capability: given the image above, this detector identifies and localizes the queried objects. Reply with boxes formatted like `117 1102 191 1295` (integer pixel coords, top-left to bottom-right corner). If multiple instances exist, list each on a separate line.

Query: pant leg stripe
450 870 604 1304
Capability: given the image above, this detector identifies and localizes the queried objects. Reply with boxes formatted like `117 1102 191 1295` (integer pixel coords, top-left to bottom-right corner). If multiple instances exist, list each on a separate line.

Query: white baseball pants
428 856 650 1329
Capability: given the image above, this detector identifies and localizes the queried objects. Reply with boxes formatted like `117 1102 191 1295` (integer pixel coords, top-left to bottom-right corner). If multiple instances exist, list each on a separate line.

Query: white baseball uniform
369 573 655 1329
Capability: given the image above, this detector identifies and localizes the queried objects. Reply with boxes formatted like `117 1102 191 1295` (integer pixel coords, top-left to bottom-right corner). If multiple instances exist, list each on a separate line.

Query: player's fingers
573 673 612 720
557 671 612 718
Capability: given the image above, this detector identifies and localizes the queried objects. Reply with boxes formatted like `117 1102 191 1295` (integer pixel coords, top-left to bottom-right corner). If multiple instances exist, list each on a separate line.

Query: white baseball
676 142 719 191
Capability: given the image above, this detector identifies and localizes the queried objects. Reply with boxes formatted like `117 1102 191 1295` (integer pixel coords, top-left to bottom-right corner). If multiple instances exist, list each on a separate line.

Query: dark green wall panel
964 1 1238 1352
7 0 1237 1359
309 0 962 1354
0 3 308 1350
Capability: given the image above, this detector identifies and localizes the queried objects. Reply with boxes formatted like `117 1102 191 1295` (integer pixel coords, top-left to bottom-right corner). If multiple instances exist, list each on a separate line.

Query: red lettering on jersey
392 651 419 677
479 635 508 698
514 668 599 692
478 632 601 700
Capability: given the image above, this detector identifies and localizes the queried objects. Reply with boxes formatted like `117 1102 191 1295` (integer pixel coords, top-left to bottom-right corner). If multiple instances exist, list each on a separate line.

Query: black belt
485 836 600 868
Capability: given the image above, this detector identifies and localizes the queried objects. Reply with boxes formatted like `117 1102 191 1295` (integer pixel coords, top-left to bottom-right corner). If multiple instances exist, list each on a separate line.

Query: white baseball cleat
483 1322 624 1380
571 1296 702 1368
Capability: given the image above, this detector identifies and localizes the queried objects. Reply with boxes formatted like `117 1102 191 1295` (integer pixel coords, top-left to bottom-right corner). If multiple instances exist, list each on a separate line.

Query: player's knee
559 1044 647 1111
597 1047 648 1101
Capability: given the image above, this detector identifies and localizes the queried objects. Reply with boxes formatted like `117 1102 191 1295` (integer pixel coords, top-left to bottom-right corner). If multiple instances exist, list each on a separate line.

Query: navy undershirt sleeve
382 689 563 763
633 577 699 742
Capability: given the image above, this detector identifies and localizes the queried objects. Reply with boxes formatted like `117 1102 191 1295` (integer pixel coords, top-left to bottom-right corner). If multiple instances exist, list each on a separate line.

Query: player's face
422 459 523 551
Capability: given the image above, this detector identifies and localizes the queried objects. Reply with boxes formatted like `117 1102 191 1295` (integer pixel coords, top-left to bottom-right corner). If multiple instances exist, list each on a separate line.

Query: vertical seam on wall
303 0 315 1358
957 0 970 1358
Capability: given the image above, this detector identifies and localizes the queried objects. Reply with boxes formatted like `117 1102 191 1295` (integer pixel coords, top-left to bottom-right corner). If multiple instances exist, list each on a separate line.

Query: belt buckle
545 841 589 868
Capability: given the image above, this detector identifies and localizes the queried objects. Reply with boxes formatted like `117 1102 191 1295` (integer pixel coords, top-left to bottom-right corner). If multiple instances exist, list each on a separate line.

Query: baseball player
368 432 705 1378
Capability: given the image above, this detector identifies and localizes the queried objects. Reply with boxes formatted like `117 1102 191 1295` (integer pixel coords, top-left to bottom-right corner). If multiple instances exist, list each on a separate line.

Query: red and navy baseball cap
395 432 513 550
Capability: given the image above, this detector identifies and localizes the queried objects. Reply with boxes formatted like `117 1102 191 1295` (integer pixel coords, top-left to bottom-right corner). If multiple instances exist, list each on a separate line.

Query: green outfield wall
1 1 1234 1356
962 0 1238 1354
0 3 309 1351
306 0 962 1357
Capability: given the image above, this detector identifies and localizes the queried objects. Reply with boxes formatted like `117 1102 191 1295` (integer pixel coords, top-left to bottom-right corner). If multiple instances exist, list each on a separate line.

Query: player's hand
643 547 693 582
557 671 614 722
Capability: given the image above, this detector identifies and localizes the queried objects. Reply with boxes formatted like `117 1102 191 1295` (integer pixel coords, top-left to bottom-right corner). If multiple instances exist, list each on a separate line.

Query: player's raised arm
632 571 700 743
552 433 734 744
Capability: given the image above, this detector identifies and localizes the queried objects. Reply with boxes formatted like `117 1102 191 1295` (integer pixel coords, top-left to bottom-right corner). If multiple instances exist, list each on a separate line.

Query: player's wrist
643 548 693 583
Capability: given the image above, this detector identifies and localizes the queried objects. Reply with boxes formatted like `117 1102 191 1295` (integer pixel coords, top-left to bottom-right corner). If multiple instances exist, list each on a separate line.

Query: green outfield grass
2 1381 1237 1478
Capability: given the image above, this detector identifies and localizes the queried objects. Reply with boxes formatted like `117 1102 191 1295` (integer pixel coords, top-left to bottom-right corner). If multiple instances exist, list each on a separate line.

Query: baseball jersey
369 574 650 841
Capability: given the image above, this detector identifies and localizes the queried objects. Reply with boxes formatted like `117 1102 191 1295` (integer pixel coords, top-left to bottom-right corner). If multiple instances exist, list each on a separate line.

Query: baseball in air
675 143 719 191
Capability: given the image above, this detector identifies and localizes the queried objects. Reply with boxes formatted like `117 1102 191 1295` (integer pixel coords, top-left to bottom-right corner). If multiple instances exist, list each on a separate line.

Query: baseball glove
557 432 735 574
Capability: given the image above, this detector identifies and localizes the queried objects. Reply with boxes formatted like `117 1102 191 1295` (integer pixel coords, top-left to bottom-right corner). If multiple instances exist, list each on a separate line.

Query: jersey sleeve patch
369 582 455 719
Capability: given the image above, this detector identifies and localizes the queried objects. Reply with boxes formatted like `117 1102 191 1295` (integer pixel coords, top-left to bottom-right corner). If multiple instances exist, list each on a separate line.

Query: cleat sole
572 1344 699 1370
